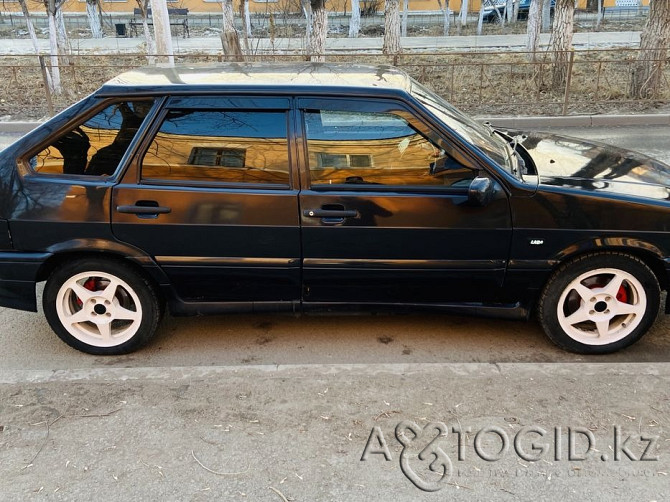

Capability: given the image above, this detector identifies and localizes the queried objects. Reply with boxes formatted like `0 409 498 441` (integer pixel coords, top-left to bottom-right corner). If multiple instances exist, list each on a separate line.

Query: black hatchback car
1 63 669 355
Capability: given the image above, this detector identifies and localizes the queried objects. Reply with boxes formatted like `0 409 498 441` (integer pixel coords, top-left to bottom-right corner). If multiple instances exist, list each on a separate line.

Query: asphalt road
0 124 669 370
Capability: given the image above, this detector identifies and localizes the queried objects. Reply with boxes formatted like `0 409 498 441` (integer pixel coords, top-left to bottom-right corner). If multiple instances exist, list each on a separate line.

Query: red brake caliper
616 285 628 304
76 278 98 307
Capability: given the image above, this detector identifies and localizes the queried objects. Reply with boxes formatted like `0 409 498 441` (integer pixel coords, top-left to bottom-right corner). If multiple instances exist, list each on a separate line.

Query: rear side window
141 109 290 186
29 100 155 177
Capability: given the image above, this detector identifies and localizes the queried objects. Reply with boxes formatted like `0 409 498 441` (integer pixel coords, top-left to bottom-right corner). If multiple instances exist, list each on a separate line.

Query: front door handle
303 209 358 218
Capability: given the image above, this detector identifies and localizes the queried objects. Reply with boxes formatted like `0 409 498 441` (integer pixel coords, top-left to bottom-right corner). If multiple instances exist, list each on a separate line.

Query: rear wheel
538 253 660 354
43 258 161 355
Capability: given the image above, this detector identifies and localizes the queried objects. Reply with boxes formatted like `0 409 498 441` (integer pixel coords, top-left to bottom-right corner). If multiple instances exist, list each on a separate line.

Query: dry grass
0 48 668 120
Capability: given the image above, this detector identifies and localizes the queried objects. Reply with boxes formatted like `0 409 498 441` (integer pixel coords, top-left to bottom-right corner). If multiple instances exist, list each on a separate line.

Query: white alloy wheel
556 268 646 346
55 271 143 348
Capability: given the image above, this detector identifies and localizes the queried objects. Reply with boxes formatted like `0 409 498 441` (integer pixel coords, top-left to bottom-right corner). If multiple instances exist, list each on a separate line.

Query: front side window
141 110 290 185
31 100 154 177
305 109 475 187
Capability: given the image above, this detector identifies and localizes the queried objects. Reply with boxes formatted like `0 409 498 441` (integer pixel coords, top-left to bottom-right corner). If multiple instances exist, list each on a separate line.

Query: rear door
297 97 512 305
111 96 301 304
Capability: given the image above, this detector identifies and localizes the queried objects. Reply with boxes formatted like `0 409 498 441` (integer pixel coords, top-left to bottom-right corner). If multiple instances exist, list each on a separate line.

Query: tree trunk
243 0 252 38
542 0 552 31
135 1 155 64
86 0 103 38
142 18 156 64
459 0 469 27
506 0 513 23
630 0 670 99
309 0 327 62
383 0 401 55
301 0 312 48
477 3 485 35
55 4 68 55
437 0 449 37
436 0 450 36
18 0 41 55
220 0 244 61
47 10 62 94
513 0 520 22
550 0 575 90
150 0 174 64
595 0 602 30
526 0 542 60
349 0 361 37
401 0 408 37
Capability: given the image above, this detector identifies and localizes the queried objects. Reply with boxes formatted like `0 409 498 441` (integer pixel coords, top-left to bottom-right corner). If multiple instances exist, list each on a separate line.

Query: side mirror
468 176 495 206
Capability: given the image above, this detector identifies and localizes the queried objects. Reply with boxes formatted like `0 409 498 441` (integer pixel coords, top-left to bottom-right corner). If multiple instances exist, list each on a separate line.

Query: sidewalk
0 362 668 500
0 30 642 55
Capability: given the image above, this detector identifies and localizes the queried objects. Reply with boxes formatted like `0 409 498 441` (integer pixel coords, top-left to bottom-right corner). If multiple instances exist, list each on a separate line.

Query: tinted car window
141 110 290 185
30 100 154 177
305 109 475 187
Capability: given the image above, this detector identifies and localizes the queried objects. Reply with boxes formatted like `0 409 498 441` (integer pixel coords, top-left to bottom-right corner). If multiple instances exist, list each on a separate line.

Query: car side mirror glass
468 176 495 206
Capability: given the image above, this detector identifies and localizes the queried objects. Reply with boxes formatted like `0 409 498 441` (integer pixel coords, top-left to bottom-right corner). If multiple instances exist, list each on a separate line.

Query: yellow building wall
2 0 652 16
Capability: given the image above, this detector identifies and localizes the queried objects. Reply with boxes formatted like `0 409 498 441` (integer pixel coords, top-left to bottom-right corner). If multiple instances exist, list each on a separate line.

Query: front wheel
538 253 660 354
43 258 162 355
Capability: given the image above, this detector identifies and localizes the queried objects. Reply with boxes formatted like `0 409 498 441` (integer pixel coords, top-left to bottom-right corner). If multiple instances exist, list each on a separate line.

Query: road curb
0 362 668 384
3 114 670 135
483 113 670 129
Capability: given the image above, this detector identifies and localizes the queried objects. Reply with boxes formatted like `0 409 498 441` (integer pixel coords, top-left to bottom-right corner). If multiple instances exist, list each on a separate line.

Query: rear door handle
303 209 358 218
117 205 172 215
116 201 171 217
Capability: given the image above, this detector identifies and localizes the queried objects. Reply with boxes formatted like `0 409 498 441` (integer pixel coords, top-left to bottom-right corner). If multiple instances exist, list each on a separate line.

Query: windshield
410 81 513 173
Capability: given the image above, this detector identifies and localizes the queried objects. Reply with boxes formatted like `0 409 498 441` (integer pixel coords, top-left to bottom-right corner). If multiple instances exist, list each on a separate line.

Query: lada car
0 62 669 355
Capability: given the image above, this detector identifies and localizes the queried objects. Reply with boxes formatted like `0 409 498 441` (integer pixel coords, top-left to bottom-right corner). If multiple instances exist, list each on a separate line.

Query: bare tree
513 0 520 22
309 0 328 62
630 0 670 99
85 0 103 38
243 0 252 39
436 0 450 36
595 0 603 30
541 0 551 30
301 0 312 47
220 0 243 61
550 0 575 89
349 0 361 37
43 0 64 94
135 0 156 64
459 0 469 28
383 0 401 55
477 2 486 35
401 0 408 37
150 0 174 64
55 4 69 55
17 0 55 92
526 0 543 60
506 0 513 23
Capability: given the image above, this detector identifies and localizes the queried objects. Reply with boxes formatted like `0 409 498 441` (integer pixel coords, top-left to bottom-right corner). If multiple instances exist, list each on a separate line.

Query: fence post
562 50 575 116
37 55 55 117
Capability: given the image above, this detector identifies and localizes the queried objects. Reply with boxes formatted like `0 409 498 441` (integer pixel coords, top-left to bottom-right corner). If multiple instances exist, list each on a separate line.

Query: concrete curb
0 361 668 384
482 113 670 129
3 114 670 135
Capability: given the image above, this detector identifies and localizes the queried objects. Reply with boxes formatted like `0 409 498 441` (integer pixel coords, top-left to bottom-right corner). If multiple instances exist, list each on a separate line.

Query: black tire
43 257 162 355
538 252 660 354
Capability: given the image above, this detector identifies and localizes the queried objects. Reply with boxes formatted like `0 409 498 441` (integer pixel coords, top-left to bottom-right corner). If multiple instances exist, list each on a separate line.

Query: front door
297 98 512 305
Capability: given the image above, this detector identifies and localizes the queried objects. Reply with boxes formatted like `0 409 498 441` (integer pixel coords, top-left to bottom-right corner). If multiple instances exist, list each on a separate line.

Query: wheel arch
551 238 669 292
36 239 170 290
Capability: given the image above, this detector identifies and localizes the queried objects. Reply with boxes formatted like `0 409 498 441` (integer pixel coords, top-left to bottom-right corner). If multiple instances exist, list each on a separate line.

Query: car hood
516 131 670 202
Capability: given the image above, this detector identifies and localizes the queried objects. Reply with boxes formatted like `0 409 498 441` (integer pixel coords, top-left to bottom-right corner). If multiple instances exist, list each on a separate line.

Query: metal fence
0 48 667 119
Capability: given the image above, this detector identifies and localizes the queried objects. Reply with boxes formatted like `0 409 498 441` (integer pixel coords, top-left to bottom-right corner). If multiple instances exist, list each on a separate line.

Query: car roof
102 62 414 93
